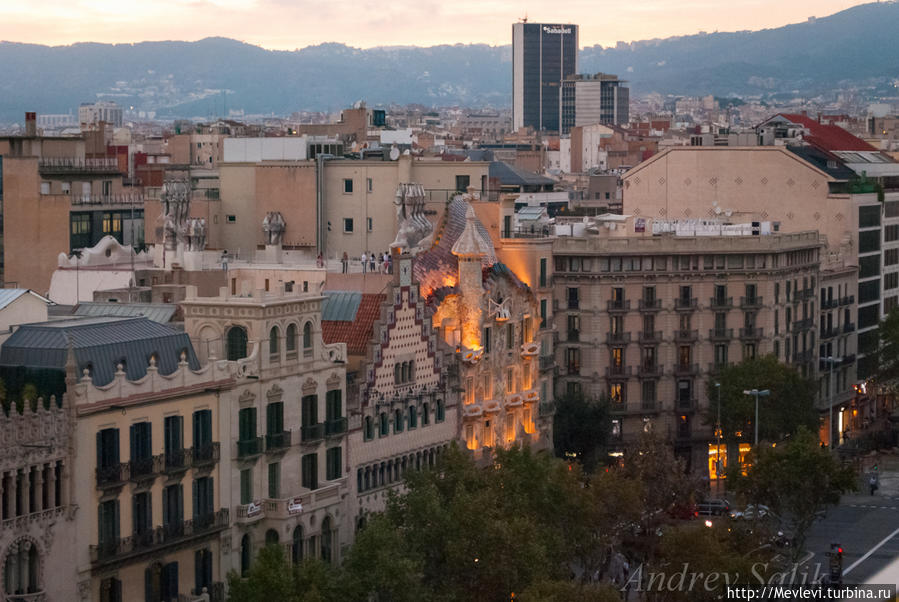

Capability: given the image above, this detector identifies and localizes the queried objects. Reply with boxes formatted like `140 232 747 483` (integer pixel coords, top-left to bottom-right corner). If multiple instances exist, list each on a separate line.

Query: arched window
364 416 374 440
356 515 367 533
429 448 436 467
408 405 417 429
227 326 248 361
436 399 445 422
400 362 408 383
408 361 415 382
378 462 385 486
3 539 40 595
422 402 430 426
303 322 313 356
394 409 404 433
292 526 304 564
357 468 363 492
364 467 371 491
286 324 298 355
265 529 279 547
320 517 332 564
269 326 280 358
379 413 388 437
394 363 402 384
240 534 251 576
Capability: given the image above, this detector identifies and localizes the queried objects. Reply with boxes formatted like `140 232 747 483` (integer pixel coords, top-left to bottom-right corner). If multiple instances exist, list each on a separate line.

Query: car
729 504 771 520
668 502 699 520
697 499 731 516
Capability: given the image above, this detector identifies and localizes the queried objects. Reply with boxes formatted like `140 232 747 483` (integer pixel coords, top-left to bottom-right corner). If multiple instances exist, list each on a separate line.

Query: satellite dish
389 147 400 161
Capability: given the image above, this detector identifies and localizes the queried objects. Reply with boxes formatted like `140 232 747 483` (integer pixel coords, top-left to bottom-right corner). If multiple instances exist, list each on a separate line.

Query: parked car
668 502 699 520
697 499 731 516
729 504 771 520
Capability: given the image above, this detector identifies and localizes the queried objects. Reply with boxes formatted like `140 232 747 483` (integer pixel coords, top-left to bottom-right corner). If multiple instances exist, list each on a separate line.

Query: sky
0 0 876 50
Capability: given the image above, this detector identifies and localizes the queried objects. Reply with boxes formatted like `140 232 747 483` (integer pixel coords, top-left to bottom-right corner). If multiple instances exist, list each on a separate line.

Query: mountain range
1 1 897 122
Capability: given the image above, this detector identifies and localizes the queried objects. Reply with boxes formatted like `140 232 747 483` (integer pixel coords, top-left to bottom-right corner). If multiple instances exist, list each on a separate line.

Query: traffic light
829 543 843 585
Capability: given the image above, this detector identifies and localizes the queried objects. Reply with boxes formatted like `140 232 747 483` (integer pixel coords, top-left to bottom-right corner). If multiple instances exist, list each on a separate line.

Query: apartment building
551 219 826 472
181 284 350 574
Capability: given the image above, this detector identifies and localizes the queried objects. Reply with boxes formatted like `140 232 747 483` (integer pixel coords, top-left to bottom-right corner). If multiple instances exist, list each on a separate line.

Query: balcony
163 450 188 474
822 298 839 310
129 455 161 482
708 328 734 341
605 366 632 379
539 355 555 371
325 417 348 437
638 330 662 344
89 508 229 567
264 497 306 521
640 400 658 411
793 349 814 364
740 296 764 309
96 463 127 488
675 298 698 311
738 327 763 340
820 326 839 340
638 299 662 312
566 329 580 342
265 431 292 453
637 362 662 379
843 322 856 334
567 298 580 310
236 501 266 524
301 423 324 443
607 299 631 313
674 329 699 342
38 156 121 175
676 398 698 412
69 193 143 207
709 296 734 310
673 363 699 376
796 288 815 301
839 295 855 307
792 318 814 332
191 442 220 467
236 437 263 459
606 332 631 345
707 362 733 373
565 363 581 376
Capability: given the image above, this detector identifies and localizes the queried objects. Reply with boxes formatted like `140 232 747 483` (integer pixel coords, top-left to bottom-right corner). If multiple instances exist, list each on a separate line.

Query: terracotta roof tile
778 113 876 152
321 293 385 356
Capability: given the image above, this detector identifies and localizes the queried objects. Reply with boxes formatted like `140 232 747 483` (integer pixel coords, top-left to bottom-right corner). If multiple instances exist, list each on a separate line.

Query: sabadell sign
543 26 572 34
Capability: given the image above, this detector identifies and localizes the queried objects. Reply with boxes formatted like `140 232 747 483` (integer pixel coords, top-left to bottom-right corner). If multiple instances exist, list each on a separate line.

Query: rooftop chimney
25 112 36 136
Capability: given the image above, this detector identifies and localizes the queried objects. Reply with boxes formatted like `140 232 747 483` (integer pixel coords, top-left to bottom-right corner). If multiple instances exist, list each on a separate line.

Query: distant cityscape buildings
512 21 578 133
79 101 123 128
560 72 629 133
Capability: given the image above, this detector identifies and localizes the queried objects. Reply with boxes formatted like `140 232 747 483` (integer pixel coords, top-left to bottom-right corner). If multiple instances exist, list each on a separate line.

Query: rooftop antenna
520 12 528 23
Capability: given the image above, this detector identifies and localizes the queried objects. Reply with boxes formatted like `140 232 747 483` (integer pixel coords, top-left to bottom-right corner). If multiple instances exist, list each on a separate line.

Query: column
46 463 56 509
13 469 20 517
60 460 70 507
21 467 30 515
33 466 43 513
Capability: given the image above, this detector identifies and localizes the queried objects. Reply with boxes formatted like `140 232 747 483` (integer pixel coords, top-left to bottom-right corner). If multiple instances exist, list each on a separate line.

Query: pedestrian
341 251 348 274
870 474 878 496
369 251 375 273
361 251 367 273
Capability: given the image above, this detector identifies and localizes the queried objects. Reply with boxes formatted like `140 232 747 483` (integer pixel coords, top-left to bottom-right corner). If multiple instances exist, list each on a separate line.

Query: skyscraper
512 21 578 133
560 73 630 134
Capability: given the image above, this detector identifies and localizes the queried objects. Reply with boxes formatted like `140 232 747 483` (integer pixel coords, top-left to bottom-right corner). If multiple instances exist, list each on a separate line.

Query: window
194 549 213 596
641 380 656 405
379 412 389 436
193 476 214 521
130 421 152 476
484 327 491 353
227 215 236 223
859 280 881 304
227 326 248 361
302 395 318 428
506 323 514 349
408 406 417 429
162 483 184 535
539 258 547 288
343 178 353 193
303 322 313 356
164 415 183 468
394 408 404 433
364 416 374 440
714 344 728 367
886 272 899 291
100 577 122 602
133 491 152 539
859 205 882 228
455 174 470 192
860 255 881 279
192 410 212 449
326 390 342 424
609 383 624 404
859 230 881 253
540 299 547 328
96 427 120 474
321 516 333 563
292 526 304 564
240 534 251 576
567 287 579 309
422 402 430 426
286 324 298 355
886 249 899 266
343 218 354 233
367 217 373 232
366 177 373 192
98 498 120 555
268 462 280 499
743 343 757 360
677 380 692 404
269 326 280 358
436 399 445 422
239 407 257 444
302 453 318 490
326 447 342 480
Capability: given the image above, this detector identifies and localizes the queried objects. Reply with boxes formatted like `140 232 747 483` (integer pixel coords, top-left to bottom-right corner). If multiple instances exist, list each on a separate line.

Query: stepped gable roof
0 316 198 386
321 291 385 356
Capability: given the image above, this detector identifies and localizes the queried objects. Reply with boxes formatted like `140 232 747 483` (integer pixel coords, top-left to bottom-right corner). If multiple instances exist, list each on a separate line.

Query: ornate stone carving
391 183 434 253
262 212 286 245
160 179 191 252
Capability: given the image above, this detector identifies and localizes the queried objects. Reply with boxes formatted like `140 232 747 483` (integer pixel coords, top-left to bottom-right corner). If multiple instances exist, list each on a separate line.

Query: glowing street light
743 389 770 445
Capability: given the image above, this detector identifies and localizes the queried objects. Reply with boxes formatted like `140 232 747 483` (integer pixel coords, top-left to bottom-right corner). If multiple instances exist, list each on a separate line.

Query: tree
552 391 612 472
707 355 817 444
733 426 857 561
227 545 344 602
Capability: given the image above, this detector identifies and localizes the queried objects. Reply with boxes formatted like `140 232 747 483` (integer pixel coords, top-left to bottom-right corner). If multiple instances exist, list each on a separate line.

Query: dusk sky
0 0 874 50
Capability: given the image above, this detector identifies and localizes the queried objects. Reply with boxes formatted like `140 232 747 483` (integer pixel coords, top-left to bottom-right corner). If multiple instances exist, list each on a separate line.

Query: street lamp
743 388 771 445
822 356 842 450
715 382 723 493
